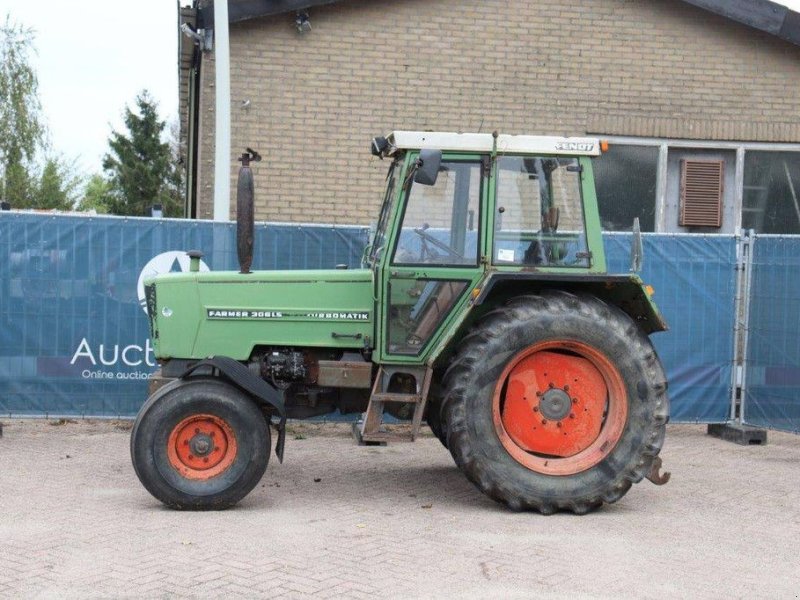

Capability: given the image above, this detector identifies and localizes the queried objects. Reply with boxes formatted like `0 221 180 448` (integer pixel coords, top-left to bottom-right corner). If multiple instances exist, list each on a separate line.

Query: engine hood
145 269 375 360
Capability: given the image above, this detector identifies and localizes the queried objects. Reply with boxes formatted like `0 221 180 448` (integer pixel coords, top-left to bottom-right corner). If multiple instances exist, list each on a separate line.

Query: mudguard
181 356 288 463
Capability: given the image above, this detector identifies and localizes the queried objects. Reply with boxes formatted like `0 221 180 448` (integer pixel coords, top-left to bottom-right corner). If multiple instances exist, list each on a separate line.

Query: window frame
389 156 484 269
599 136 800 234
385 278 472 356
491 154 591 268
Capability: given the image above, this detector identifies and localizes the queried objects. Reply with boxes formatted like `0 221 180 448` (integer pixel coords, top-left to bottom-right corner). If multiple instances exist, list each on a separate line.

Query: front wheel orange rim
167 414 238 480
492 341 628 476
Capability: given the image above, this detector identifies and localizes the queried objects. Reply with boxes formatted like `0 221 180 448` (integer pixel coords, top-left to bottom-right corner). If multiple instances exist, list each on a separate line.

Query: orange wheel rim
167 414 238 480
492 341 628 476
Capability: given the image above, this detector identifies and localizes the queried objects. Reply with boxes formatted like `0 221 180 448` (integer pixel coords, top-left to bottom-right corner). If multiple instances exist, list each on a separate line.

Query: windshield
368 159 399 264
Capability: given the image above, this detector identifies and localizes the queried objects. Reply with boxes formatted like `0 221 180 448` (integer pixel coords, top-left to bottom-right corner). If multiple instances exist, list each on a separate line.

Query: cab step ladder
357 365 432 444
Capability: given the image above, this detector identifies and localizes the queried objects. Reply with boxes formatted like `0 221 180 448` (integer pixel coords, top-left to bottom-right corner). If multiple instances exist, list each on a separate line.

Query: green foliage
77 173 112 214
2 161 34 206
0 15 46 203
103 91 184 217
2 155 81 211
34 157 81 210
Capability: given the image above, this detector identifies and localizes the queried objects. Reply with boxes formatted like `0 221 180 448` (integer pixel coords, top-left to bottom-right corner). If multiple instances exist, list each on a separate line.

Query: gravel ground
0 420 798 599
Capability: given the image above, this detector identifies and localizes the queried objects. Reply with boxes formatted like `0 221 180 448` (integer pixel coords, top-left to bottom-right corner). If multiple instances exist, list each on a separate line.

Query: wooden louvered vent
679 159 724 227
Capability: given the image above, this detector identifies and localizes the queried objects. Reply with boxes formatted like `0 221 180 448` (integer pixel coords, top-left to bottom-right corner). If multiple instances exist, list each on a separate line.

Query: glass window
743 151 800 234
368 160 398 263
387 280 469 355
493 156 589 267
392 161 480 266
593 144 658 232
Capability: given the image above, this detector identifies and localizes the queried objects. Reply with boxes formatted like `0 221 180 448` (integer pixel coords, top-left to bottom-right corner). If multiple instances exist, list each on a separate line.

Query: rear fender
474 272 668 334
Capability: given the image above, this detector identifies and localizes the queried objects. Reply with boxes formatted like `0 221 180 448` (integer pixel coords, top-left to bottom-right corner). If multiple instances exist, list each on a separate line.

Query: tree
33 156 81 210
102 91 184 217
77 173 112 213
0 15 46 204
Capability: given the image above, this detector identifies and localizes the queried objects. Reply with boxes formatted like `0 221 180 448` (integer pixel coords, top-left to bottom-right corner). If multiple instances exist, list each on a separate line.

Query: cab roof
386 131 601 156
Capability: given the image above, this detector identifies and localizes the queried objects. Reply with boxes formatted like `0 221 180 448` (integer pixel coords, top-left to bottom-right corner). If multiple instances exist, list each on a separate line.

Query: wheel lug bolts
533 406 539 412
203 457 209 463
564 385 569 392
214 447 220 452
572 398 578 404
188 454 194 460
548 383 554 389
569 413 575 419
210 431 215 437
195 428 200 434
557 422 562 428
541 419 547 425
536 391 543 397
183 440 189 445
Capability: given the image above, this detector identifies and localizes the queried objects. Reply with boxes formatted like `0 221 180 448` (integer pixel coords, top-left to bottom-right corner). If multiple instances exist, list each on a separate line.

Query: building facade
179 0 800 233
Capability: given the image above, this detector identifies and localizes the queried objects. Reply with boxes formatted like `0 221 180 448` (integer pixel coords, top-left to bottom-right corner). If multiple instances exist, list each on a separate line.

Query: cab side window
392 161 481 266
493 156 590 267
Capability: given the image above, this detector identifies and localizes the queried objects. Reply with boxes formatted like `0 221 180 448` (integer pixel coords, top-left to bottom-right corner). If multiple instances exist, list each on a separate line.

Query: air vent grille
679 159 724 228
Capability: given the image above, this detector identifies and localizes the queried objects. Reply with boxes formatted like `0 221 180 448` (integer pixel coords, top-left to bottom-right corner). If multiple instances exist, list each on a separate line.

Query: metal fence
605 234 737 423
741 235 800 433
1 213 797 432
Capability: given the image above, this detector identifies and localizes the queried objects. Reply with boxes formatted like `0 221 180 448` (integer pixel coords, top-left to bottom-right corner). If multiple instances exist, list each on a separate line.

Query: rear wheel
426 394 448 448
443 291 668 514
131 378 270 510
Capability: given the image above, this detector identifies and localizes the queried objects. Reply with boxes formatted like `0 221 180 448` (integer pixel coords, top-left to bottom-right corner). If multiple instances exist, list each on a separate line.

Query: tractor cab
365 131 624 366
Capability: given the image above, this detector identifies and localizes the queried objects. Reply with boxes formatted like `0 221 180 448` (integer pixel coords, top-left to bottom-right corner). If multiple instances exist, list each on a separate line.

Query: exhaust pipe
236 148 261 274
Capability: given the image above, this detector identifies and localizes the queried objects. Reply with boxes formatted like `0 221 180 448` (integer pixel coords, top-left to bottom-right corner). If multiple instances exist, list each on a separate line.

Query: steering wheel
413 224 465 262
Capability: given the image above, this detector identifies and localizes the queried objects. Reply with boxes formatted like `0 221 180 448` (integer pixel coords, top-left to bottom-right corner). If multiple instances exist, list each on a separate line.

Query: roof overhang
681 0 800 46
199 0 347 26
197 0 800 48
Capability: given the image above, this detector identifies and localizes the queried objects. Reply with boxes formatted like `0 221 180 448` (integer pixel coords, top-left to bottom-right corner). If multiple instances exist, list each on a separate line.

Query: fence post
711 229 767 444
729 230 754 423
729 231 745 421
738 230 755 425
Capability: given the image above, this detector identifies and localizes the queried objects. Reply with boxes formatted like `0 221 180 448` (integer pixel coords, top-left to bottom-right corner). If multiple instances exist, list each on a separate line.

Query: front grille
144 283 158 339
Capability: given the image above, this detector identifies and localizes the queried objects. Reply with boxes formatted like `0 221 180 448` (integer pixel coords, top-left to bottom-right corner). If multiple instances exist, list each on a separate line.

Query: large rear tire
131 378 270 510
443 291 668 514
426 397 448 448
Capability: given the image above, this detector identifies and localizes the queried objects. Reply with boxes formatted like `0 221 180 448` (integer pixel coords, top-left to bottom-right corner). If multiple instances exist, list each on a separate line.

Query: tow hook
646 456 671 486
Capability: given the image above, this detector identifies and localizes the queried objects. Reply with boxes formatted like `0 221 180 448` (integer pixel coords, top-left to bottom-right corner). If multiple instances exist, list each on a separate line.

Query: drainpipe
213 0 231 221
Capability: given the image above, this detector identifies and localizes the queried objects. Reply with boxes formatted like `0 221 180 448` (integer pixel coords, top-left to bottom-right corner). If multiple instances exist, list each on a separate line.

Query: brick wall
194 0 800 223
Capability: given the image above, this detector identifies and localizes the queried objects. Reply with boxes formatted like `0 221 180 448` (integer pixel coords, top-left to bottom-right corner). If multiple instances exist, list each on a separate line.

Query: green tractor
131 131 670 513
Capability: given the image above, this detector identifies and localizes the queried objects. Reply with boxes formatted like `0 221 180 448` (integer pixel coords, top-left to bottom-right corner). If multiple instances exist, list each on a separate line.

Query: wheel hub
539 388 572 421
500 349 609 458
167 414 238 480
189 433 213 457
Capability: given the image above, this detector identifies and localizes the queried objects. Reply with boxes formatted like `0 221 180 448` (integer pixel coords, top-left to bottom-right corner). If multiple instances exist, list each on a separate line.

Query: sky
3 0 800 176
3 0 182 174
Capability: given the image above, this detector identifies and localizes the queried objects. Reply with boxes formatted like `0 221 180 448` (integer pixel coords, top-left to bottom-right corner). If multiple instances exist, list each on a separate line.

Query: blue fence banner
1 214 739 422
744 235 800 433
0 213 369 417
604 234 737 423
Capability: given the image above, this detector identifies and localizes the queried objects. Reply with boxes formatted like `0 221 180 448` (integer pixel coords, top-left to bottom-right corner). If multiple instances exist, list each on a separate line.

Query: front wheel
130 378 270 510
443 291 669 514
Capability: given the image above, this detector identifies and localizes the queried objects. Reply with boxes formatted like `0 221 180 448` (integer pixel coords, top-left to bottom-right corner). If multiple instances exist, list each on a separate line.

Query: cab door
376 154 489 364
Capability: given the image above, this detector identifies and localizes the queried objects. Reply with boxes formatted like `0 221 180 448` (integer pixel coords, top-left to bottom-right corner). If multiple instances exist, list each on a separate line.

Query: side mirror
414 149 442 186
371 136 389 157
